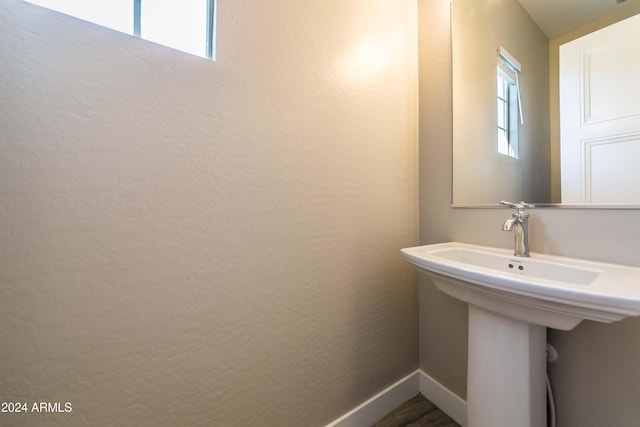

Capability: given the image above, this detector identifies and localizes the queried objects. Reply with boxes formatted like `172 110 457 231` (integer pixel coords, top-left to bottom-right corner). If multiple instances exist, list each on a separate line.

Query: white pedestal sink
401 242 640 427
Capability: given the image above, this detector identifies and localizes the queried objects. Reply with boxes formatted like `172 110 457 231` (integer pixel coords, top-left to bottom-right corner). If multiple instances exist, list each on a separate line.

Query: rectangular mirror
452 0 640 207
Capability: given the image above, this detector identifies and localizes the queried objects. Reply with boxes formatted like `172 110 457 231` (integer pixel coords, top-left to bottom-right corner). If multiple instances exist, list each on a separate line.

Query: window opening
24 0 216 60
497 47 522 158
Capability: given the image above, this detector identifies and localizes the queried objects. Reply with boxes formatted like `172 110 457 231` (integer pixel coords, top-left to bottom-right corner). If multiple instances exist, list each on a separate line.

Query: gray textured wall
419 0 640 425
0 1 419 425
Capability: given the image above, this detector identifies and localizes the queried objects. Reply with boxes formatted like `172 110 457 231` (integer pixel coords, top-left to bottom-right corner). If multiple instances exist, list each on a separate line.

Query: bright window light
142 1 208 58
28 0 133 33
23 0 216 60
497 66 519 158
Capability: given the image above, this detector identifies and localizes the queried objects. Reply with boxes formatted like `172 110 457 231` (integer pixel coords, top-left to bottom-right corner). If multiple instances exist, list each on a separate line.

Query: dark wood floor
372 394 460 427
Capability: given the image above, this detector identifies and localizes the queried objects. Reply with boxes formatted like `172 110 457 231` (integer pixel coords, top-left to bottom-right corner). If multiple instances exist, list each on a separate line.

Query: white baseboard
325 369 466 427
325 371 420 427
418 370 466 426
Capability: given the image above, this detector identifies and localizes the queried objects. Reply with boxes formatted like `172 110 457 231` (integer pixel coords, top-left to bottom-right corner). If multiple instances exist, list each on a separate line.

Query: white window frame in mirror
497 66 519 159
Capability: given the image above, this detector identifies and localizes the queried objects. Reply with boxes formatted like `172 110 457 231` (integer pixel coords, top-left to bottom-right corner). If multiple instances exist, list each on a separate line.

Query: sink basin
401 242 640 330
402 242 640 427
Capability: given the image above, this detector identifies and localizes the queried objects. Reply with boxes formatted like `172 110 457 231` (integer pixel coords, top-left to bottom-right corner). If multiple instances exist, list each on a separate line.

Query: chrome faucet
500 201 533 257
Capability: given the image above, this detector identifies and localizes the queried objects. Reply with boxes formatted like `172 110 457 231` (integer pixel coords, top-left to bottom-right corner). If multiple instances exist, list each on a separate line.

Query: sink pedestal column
467 305 547 427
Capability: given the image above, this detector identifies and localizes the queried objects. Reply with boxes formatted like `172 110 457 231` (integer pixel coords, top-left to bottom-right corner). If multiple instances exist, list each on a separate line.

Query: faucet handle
500 200 534 212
